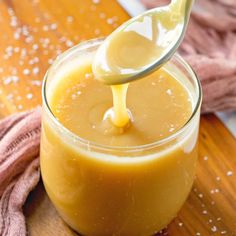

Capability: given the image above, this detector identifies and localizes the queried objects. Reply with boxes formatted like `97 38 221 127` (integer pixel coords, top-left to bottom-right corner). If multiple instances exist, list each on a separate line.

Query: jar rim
42 38 202 153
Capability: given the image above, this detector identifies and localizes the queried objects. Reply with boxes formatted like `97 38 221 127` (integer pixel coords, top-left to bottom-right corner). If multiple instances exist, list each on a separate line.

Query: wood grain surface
0 0 235 235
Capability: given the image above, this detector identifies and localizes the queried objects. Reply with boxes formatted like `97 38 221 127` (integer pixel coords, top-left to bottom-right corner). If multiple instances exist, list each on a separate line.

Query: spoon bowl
93 0 194 85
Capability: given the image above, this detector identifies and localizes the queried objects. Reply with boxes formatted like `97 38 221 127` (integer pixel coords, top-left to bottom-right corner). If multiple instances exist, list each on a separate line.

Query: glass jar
40 38 202 236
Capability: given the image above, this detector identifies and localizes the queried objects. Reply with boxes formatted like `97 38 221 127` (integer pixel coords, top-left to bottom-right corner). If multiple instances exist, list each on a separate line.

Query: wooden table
0 0 235 235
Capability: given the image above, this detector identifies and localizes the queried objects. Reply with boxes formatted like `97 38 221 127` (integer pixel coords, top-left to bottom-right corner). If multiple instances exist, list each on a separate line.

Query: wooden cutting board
0 0 235 235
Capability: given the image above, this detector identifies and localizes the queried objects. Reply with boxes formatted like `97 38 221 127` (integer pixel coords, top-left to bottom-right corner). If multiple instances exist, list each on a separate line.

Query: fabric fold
0 108 41 236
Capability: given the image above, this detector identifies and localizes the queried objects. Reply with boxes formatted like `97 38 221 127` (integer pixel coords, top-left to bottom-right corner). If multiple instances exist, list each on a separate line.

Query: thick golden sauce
50 59 192 147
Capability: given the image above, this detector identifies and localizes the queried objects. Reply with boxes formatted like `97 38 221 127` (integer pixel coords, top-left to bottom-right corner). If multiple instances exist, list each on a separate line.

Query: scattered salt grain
92 0 100 4
18 104 23 110
94 29 101 35
67 16 74 23
14 47 20 53
31 80 41 86
221 231 227 235
203 156 208 161
166 89 172 95
14 32 20 40
32 44 39 50
3 76 19 85
107 18 114 25
178 222 183 227
85 73 92 79
198 193 203 198
25 36 33 43
66 40 74 47
196 233 201 236
43 25 49 31
202 210 207 215
48 58 54 64
99 13 106 19
26 93 33 100
50 23 57 30
23 69 30 75
217 217 221 221
216 176 221 181
211 226 217 232
227 171 233 176
32 67 40 75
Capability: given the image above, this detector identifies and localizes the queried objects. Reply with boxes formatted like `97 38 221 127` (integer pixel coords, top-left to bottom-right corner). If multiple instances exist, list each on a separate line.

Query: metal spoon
93 0 194 85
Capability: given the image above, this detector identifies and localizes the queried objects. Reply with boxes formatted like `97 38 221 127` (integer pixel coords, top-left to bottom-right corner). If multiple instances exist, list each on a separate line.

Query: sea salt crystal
26 93 33 100
25 36 33 43
221 231 227 235
23 69 30 75
14 47 20 53
20 48 27 57
67 16 74 23
107 18 114 25
43 25 49 31
32 44 39 50
216 176 221 181
198 193 203 198
211 226 217 232
10 16 18 27
178 222 183 227
166 89 172 95
196 233 201 236
94 29 101 35
18 104 23 110
8 8 14 16
32 67 40 75
14 32 20 40
50 23 57 30
85 73 92 79
22 26 29 36
227 171 233 176
66 40 74 47
6 94 13 100
31 80 41 86
217 217 221 221
202 210 207 215
203 156 208 161
48 58 54 64
99 13 106 19
92 0 100 4
3 76 19 85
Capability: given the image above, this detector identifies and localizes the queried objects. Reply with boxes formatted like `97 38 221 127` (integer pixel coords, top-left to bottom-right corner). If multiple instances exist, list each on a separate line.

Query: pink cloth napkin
0 108 41 236
142 0 236 113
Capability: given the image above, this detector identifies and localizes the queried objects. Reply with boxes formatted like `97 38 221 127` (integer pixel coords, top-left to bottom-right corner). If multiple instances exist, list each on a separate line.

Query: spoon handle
170 0 195 18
